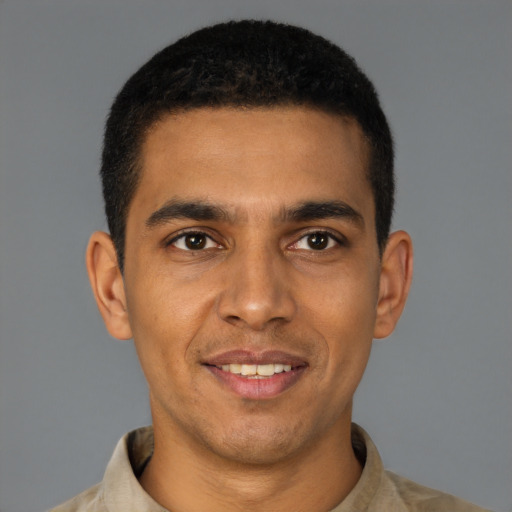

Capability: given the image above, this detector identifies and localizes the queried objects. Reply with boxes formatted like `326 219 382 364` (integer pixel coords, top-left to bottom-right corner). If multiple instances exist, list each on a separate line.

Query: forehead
132 107 373 223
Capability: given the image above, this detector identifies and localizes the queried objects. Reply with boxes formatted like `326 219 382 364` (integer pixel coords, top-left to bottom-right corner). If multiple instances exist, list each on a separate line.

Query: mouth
214 362 293 378
203 351 308 399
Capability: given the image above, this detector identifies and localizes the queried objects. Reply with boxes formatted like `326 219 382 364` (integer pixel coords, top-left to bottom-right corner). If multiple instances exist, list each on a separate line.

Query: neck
139 409 362 512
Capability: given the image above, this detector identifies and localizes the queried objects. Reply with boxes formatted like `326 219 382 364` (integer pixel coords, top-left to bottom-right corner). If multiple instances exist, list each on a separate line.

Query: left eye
170 232 219 251
293 232 339 251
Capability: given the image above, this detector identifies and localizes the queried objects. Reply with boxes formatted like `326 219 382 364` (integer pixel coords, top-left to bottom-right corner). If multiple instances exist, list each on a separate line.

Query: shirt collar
100 423 384 511
329 424 384 511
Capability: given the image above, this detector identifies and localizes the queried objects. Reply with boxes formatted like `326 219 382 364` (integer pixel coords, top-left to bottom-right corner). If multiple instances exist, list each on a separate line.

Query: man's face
122 107 382 464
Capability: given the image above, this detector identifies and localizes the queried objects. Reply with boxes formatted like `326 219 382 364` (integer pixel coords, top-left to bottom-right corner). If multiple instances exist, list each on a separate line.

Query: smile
203 351 307 399
218 363 293 378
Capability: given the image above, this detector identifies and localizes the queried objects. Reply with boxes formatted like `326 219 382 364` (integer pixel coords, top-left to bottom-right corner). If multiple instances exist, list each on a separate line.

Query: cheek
124 277 181 378
127 267 201 332
306 270 378 372
306 261 379 325
124 269 218 375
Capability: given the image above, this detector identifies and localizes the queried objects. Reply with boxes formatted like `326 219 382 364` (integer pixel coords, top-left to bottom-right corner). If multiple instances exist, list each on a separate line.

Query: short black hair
101 20 394 270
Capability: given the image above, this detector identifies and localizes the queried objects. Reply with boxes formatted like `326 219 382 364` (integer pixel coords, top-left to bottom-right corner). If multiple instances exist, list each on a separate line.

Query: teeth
241 364 257 376
219 363 294 377
256 364 275 376
228 364 241 374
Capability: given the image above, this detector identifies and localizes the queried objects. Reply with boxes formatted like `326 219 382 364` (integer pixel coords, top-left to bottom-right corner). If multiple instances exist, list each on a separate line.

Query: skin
87 107 413 511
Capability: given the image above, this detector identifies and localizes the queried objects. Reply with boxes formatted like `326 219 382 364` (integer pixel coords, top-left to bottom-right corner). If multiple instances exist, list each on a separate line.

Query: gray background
0 1 510 511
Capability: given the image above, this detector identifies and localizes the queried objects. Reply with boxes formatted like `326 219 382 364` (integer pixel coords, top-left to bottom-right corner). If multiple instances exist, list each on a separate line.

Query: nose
217 244 297 331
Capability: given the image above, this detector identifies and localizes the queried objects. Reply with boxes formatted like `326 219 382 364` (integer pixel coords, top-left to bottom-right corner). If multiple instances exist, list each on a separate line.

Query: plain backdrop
0 1 510 511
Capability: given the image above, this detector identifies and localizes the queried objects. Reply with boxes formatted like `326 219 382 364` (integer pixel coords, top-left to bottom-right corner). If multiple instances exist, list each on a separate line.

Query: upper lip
203 350 308 368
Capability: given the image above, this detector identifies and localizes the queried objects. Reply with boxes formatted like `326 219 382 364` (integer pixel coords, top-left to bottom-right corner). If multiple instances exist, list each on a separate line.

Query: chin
202 418 317 466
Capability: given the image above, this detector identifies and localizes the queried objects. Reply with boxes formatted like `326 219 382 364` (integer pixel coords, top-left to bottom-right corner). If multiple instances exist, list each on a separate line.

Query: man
52 20 490 512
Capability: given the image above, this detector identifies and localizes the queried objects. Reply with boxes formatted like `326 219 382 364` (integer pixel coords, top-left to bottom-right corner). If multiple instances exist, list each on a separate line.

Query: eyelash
290 230 345 251
165 229 345 252
165 231 220 251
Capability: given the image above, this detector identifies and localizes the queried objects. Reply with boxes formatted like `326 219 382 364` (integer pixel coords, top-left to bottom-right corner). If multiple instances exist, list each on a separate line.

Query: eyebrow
145 199 231 228
283 201 364 227
145 199 364 229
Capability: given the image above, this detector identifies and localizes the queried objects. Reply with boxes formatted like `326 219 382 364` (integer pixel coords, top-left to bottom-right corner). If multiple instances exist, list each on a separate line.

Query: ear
373 230 413 339
85 231 133 340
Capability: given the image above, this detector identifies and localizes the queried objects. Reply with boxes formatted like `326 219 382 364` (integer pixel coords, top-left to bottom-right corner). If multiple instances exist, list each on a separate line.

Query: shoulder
48 426 155 512
383 470 493 512
48 483 104 512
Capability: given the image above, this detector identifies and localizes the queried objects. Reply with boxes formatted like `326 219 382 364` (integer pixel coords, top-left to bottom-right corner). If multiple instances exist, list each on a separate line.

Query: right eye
169 232 220 251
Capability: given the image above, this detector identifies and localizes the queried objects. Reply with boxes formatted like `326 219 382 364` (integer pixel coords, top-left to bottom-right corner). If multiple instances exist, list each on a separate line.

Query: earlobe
85 231 133 340
373 230 413 339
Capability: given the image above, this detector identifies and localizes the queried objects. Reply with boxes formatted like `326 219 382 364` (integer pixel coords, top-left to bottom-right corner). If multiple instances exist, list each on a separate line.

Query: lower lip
206 366 306 400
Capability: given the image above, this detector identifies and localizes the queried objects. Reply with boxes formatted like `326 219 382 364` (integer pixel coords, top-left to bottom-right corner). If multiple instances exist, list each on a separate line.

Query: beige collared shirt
51 424 491 512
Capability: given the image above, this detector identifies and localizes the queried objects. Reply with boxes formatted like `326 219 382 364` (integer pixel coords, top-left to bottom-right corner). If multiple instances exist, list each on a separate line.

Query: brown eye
307 233 329 250
291 231 340 251
184 233 207 250
170 232 219 251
